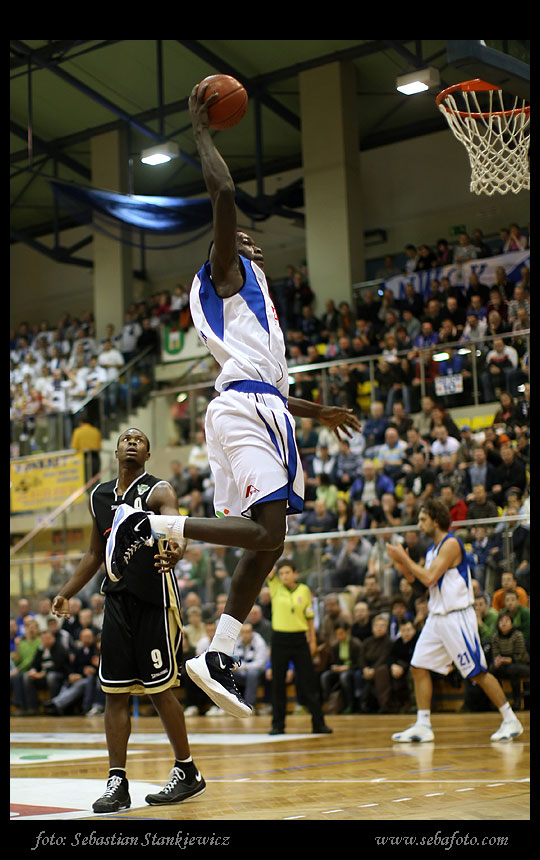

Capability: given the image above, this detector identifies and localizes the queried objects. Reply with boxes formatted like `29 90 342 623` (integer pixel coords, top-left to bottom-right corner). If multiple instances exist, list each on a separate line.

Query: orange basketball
199 74 248 130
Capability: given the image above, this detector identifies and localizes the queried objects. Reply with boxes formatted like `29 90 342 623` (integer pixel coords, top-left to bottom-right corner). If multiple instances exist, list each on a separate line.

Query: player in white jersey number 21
386 498 523 743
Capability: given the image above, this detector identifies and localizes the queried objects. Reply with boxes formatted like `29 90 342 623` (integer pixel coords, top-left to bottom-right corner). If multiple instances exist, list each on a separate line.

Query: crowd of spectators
10 225 530 718
10 289 193 457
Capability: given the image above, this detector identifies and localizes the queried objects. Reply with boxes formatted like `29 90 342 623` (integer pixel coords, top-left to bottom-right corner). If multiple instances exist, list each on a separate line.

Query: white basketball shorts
204 388 304 518
410 606 488 679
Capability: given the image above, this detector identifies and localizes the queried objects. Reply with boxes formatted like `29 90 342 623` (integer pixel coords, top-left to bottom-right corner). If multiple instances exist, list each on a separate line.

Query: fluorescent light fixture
141 141 179 165
457 348 472 355
396 66 440 95
176 392 188 403
433 351 450 362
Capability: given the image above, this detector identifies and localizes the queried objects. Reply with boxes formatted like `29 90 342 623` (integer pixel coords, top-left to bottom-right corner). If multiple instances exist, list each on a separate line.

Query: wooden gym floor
11 710 529 823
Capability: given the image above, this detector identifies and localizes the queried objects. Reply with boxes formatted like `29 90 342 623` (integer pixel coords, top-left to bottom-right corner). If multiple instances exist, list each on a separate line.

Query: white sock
417 709 431 727
209 613 242 656
499 701 515 721
148 514 187 543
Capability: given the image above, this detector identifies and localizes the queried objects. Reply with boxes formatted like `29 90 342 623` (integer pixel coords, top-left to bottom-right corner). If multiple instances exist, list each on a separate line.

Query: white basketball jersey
426 534 474 615
190 255 289 398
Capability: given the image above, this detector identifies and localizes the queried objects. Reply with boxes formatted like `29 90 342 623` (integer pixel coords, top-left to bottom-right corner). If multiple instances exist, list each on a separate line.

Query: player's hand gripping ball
199 74 248 130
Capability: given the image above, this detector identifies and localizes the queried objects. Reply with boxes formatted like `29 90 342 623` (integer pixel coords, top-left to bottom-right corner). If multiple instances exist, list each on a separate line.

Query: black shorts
99 590 182 695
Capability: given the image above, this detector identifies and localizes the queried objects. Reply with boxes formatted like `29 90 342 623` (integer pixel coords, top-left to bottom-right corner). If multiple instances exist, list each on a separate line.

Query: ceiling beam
10 120 91 180
10 227 93 268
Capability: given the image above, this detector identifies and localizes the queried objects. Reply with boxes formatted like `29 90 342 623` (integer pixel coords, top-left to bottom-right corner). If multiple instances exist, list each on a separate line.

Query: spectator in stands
474 594 498 638
491 571 529 611
491 266 515 301
490 611 529 710
399 282 425 318
469 526 499 589
116 311 142 364
232 623 269 711
513 382 530 435
486 287 509 323
454 232 479 263
507 284 530 325
403 244 419 274
351 601 373 643
335 439 363 492
492 392 519 433
362 401 388 457
245 604 273 648
503 223 527 253
349 459 394 514
358 614 393 713
398 491 420 527
433 238 453 267
187 429 210 476
388 597 414 641
70 412 102 479
15 598 35 637
377 426 407 482
461 310 488 345
44 627 99 716
329 534 370 589
501 590 530 650
319 593 352 649
300 497 337 535
20 629 71 715
402 451 436 503
439 485 468 532
310 443 338 486
434 455 466 500
376 255 401 281
374 619 419 713
387 399 413 440
465 448 497 499
320 621 364 714
490 443 528 507
97 339 124 417
471 228 492 259
430 424 461 469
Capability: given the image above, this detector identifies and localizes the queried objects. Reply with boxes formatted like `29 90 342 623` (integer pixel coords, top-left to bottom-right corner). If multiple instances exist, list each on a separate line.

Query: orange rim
436 78 530 120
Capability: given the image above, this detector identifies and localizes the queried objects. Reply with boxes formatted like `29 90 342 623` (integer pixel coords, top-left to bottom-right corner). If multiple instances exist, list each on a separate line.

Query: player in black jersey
52 428 205 813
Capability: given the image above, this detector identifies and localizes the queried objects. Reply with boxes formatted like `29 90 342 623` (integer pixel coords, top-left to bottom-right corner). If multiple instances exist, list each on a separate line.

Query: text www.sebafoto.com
374 831 509 850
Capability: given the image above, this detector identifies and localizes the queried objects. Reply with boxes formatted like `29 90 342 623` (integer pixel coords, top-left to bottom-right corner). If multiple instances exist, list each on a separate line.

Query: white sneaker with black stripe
391 722 435 743
185 650 252 718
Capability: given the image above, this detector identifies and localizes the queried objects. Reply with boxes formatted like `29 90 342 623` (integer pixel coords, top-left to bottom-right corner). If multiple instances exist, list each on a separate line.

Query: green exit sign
450 224 467 236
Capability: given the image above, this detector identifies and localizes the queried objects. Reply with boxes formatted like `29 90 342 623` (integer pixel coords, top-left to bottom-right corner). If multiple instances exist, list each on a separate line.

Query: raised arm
189 82 243 294
386 536 463 589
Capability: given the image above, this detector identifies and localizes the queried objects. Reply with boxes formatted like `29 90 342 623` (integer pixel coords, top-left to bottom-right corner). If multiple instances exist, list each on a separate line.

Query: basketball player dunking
386 498 523 742
142 80 362 717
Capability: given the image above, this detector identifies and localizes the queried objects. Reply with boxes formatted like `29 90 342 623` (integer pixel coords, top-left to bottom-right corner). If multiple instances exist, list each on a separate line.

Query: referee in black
52 427 205 812
267 557 332 735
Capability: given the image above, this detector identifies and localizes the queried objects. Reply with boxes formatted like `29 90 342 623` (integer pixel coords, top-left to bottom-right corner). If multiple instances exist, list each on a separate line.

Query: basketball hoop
436 79 530 195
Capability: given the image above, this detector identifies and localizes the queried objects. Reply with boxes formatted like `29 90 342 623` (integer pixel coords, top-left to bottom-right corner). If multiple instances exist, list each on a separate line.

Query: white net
438 86 530 195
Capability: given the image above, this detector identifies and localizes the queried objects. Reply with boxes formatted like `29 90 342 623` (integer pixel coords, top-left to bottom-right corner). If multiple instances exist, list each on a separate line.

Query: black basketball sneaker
105 503 154 582
92 775 131 813
145 766 206 805
185 650 253 717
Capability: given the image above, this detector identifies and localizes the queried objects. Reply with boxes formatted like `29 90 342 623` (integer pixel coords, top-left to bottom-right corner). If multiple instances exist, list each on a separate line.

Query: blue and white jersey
425 534 474 615
190 255 289 399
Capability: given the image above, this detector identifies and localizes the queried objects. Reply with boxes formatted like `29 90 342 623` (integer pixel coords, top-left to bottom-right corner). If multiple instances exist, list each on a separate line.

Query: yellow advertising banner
10 452 85 513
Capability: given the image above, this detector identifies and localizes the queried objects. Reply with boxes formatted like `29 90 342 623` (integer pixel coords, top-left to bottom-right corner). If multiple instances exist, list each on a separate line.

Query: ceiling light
141 141 179 165
396 66 440 96
433 351 450 362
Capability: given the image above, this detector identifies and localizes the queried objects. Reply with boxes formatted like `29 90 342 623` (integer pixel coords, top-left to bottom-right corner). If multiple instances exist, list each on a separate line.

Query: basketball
199 74 248 130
